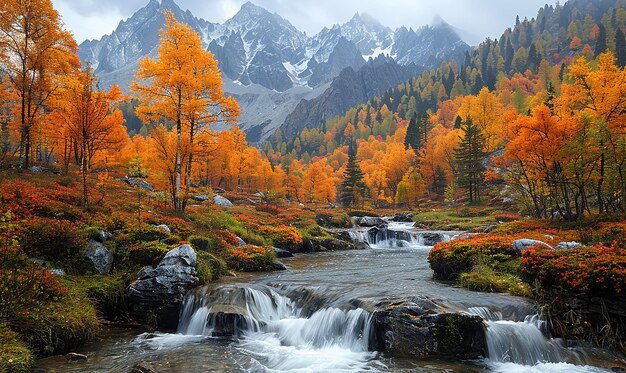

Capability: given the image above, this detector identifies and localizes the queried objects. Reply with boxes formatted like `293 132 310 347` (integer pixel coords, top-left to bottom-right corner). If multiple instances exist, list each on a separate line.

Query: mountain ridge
79 0 469 141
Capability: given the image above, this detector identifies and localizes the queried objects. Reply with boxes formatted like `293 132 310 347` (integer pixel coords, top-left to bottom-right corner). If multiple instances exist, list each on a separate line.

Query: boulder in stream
420 232 446 246
355 216 386 227
273 247 294 258
370 298 486 359
126 244 199 329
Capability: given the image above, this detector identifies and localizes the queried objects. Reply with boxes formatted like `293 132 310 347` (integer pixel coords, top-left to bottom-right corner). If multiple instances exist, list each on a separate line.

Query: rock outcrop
126 244 199 329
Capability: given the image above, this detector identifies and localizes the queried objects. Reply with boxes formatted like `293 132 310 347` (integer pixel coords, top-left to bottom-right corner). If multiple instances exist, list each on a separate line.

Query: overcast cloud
51 0 558 46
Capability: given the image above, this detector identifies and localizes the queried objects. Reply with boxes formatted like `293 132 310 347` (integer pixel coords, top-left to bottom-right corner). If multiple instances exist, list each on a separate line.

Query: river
36 222 623 372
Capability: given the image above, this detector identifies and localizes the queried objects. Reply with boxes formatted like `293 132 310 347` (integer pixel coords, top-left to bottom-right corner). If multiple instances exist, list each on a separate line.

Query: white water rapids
34 219 621 372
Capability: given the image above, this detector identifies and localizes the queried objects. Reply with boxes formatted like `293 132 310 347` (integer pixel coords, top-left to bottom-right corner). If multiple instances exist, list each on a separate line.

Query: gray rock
29 165 46 173
84 240 114 275
214 195 234 207
98 230 113 242
159 244 196 267
355 216 386 227
118 176 154 192
192 194 210 201
126 244 199 329
153 224 171 234
28 165 60 174
512 239 552 251
555 241 583 250
48 268 66 276
420 232 446 246
273 247 294 258
236 236 246 247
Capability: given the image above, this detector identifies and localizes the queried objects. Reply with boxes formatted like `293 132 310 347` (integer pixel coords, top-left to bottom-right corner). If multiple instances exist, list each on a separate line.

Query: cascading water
347 220 458 248
467 307 613 372
177 285 378 372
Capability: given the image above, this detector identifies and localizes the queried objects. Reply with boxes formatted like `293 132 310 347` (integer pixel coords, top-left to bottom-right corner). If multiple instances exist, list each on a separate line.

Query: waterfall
467 307 584 367
177 285 299 336
176 285 377 371
347 221 458 248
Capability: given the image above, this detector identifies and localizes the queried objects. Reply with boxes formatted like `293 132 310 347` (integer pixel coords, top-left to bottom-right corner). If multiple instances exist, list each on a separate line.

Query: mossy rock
128 241 171 267
196 252 228 284
0 324 32 373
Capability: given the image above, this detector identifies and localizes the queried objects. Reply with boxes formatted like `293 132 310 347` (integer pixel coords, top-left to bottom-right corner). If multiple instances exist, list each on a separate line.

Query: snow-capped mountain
78 0 469 141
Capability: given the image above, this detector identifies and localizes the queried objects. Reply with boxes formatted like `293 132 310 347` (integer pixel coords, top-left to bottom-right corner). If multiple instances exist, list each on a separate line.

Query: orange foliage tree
0 0 78 168
131 11 239 211
50 68 127 209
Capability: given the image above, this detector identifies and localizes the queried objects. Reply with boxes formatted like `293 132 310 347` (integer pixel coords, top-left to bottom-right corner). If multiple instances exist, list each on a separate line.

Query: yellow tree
457 87 505 152
131 11 238 211
0 0 78 168
51 68 126 209
562 52 626 212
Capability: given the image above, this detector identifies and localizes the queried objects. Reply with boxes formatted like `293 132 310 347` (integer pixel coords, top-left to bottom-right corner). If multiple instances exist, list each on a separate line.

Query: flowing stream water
36 221 622 372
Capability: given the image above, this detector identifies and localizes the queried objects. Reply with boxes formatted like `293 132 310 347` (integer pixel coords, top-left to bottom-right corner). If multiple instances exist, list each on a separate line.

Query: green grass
459 263 532 297
412 207 498 230
0 324 32 373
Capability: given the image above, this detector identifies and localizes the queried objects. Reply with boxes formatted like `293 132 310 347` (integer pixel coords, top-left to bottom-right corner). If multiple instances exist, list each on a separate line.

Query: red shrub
521 244 626 296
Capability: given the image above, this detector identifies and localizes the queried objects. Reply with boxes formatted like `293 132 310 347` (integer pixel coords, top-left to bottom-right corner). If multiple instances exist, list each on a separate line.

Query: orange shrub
429 235 519 280
521 244 626 296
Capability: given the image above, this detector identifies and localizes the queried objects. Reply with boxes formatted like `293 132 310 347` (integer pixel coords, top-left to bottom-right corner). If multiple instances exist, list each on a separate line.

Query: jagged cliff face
79 0 469 141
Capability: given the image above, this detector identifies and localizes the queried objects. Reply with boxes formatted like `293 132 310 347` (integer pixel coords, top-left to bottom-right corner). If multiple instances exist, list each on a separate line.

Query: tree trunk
183 121 195 211
174 112 182 212
597 148 605 214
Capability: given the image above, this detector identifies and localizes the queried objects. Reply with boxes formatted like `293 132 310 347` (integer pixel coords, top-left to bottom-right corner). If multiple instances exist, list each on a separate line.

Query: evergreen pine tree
404 113 421 152
595 23 607 57
433 166 447 196
616 28 626 68
454 116 486 203
454 115 463 129
338 141 368 207
545 81 556 113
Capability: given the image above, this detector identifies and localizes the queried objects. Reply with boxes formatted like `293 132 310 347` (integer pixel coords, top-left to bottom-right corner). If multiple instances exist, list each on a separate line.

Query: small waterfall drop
467 307 591 369
177 285 377 371
347 220 457 248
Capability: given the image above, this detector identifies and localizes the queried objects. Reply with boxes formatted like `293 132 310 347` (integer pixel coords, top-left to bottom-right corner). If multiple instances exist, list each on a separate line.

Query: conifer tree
454 116 486 203
616 28 626 68
595 23 607 57
404 113 421 151
338 141 368 207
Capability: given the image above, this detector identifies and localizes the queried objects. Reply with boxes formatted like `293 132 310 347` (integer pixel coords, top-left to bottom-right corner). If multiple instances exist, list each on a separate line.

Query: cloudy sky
51 0 558 45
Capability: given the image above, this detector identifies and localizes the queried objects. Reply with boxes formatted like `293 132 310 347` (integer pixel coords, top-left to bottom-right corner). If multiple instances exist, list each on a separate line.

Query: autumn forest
1 0 626 372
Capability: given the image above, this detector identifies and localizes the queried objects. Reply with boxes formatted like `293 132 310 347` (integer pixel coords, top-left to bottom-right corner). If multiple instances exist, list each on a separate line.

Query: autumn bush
16 217 82 260
521 244 626 296
237 214 303 251
429 235 519 280
127 224 169 243
127 241 172 266
226 245 276 272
